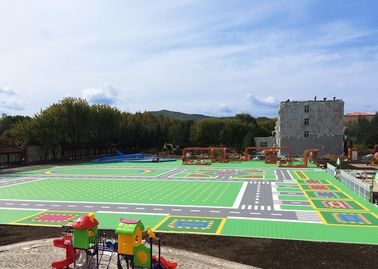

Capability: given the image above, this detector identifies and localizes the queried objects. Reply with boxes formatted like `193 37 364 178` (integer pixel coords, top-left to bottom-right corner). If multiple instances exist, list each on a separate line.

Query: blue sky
0 0 377 117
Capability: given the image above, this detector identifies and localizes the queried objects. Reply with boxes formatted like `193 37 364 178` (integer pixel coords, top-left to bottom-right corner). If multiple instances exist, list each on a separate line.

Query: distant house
0 145 24 168
343 112 375 123
275 99 344 156
254 137 275 148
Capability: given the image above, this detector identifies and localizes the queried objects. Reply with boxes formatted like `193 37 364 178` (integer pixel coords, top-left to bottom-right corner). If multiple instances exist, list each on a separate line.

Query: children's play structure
51 213 177 269
278 149 319 168
180 147 232 164
182 146 318 168
93 150 176 163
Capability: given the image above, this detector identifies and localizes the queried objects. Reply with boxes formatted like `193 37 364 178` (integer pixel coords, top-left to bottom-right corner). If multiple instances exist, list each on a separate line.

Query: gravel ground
0 239 257 269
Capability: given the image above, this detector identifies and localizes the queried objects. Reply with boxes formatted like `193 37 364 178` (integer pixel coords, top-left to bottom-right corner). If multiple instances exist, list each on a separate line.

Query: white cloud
82 83 123 105
0 99 25 112
0 84 26 114
0 86 17 96
0 1 377 116
246 95 280 108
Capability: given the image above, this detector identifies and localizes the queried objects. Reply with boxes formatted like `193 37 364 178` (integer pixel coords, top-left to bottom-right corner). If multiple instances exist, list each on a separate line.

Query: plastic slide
92 151 145 163
92 151 176 163
51 236 76 269
153 256 177 269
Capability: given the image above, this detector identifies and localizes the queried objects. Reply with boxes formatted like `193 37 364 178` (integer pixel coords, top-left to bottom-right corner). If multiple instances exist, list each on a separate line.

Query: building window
304 118 309 126
304 131 309 138
304 105 309 113
260 142 268 147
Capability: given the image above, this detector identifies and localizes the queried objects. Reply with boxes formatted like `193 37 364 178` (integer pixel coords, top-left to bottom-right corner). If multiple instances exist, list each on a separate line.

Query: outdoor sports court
0 160 377 244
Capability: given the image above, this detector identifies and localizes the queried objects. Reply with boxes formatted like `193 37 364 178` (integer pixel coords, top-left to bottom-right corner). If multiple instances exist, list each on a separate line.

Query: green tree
367 113 378 148
190 118 225 146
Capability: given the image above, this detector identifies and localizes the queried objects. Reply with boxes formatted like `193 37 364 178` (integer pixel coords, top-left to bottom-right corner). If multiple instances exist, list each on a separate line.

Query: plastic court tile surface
0 160 377 245
0 178 242 207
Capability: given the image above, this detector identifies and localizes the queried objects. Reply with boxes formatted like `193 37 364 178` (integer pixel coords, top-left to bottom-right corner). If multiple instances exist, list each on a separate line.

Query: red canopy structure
72 214 99 229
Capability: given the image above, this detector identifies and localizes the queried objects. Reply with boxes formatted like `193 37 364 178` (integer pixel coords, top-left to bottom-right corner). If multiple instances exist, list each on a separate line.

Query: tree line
0 97 276 160
344 113 378 150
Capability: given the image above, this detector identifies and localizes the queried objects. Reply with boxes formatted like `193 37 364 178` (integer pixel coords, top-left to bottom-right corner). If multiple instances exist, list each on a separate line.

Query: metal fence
326 163 336 177
327 163 371 201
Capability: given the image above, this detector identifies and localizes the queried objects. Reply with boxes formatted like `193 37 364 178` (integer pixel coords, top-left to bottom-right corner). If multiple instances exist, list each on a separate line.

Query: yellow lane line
216 218 227 235
152 214 171 230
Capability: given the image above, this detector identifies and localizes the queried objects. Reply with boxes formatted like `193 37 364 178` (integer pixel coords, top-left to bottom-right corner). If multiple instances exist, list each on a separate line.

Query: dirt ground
1 225 377 269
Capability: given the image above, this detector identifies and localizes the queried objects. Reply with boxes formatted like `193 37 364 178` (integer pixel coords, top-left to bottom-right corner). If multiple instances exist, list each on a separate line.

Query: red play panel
35 213 76 222
309 185 329 190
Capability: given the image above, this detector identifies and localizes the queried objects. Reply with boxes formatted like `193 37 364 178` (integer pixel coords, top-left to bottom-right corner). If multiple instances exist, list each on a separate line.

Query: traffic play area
0 160 377 245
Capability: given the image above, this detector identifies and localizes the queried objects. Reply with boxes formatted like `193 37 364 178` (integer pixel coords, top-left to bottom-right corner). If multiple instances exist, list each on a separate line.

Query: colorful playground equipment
244 146 293 164
92 150 176 163
183 146 295 165
347 148 359 161
182 147 221 164
279 149 319 168
244 147 266 160
369 152 378 166
182 146 319 168
51 213 177 269
51 234 79 269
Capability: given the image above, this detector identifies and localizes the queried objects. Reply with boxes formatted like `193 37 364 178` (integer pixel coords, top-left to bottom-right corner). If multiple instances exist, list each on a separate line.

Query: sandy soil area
1 225 377 269
0 238 257 269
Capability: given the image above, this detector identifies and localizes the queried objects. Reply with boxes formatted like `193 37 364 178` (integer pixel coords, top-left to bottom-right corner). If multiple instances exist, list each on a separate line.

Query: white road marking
241 205 246 209
97 211 167 216
190 209 200 212
5 202 14 205
271 213 282 216
287 171 295 180
20 203 29 206
136 207 145 210
153 208 163 211
0 198 232 209
68 205 77 208
261 205 265 210
228 216 321 224
84 205 93 208
250 212 261 215
117 206 128 209
210 210 220 213
267 206 271 210
232 181 249 209
230 211 240 214
172 209 182 212
51 204 61 207
0 207 47 211
36 204 44 206
100 206 110 209
248 205 252 210
0 178 46 189
254 205 258 210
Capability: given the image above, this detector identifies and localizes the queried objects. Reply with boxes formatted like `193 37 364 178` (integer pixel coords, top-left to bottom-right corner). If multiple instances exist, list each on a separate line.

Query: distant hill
148 110 210 121
148 110 277 125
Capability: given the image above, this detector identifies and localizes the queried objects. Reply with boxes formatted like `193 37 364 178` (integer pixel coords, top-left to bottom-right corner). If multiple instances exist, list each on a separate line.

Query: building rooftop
345 112 375 117
280 99 343 104
0 145 23 154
